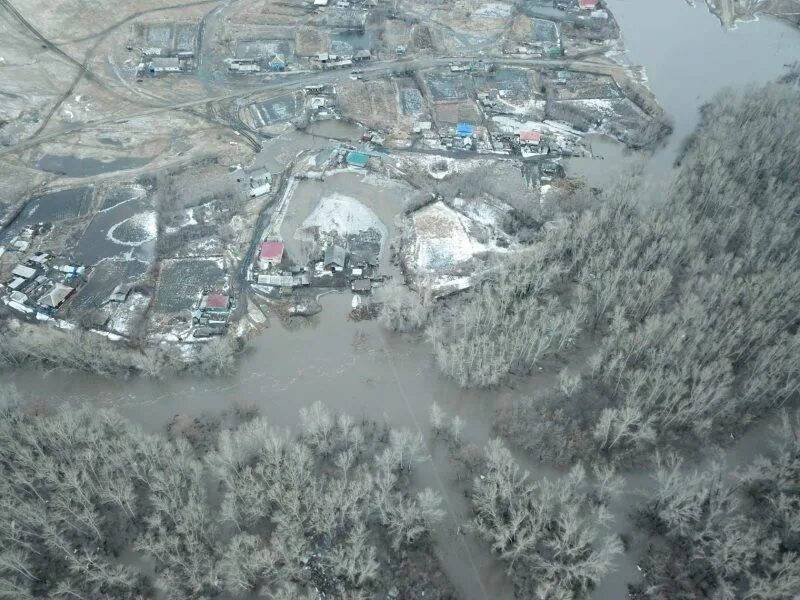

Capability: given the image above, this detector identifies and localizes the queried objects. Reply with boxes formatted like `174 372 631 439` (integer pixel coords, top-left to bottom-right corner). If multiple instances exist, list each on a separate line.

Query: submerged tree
470 439 622 599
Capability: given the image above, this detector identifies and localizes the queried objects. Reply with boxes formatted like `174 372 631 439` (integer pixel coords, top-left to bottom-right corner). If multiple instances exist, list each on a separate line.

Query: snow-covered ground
296 193 388 245
107 211 157 246
473 2 513 18
408 201 498 273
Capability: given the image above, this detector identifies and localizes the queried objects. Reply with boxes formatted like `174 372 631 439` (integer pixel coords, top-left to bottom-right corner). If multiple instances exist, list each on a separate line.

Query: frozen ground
107 211 157 246
408 201 494 273
296 193 389 246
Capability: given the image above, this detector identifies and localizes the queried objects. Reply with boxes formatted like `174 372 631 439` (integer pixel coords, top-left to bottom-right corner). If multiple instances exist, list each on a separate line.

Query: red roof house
259 241 285 270
579 0 597 9
201 293 230 311
519 130 542 145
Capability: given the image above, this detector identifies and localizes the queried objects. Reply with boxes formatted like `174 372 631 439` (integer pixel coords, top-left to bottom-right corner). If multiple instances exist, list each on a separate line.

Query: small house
324 245 347 271
579 0 598 9
396 45 407 55
38 283 74 310
354 49 372 61
346 151 369 168
259 241 285 270
269 54 286 71
351 279 371 293
519 131 542 146
200 293 231 312
8 277 26 291
314 0 329 5
456 123 474 138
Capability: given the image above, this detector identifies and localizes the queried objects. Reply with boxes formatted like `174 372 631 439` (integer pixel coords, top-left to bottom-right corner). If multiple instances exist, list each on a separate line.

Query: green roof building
346 151 369 168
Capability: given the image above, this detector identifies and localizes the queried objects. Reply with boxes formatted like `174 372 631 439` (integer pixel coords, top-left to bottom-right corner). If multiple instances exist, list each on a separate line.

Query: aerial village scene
1 0 800 598
0 0 666 351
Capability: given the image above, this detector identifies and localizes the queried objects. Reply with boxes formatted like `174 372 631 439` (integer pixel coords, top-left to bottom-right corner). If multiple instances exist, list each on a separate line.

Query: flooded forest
1 0 799 599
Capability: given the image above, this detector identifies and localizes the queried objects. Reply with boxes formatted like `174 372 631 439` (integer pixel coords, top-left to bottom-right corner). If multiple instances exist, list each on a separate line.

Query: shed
351 279 371 293
519 130 542 146
108 284 132 303
38 283 74 309
12 264 36 280
259 241 285 270
269 54 286 70
314 0 329 5
456 123 474 138
324 245 347 270
354 49 372 61
149 57 182 73
8 277 26 291
346 151 369 168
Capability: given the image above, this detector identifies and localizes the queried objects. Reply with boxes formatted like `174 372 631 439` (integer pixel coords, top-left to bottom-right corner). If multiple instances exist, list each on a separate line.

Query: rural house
259 241 285 270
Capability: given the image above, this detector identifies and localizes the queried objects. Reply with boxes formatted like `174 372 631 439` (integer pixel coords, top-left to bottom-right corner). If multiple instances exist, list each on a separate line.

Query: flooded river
4 2 800 599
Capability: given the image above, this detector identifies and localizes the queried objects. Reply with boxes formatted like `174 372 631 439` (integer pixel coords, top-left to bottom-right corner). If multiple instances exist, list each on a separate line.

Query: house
38 283 74 310
314 0 329 5
346 151 369 168
249 169 272 197
200 293 231 312
354 49 372 61
519 130 542 146
149 57 182 73
29 252 49 266
317 52 331 63
324 245 347 271
579 0 598 9
396 45 407 55
259 241 285 270
351 279 371 293
12 264 36 280
456 123 474 138
269 54 286 71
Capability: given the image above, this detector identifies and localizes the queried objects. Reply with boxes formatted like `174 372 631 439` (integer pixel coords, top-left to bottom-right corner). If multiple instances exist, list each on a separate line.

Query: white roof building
12 264 36 279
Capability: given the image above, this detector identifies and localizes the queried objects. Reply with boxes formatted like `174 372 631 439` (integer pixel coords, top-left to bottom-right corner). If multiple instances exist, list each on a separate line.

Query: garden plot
434 101 482 126
1 187 94 242
65 259 148 318
250 94 301 126
337 79 402 130
73 187 152 265
235 39 294 60
153 258 226 314
532 19 559 44
425 72 473 102
400 86 425 116
136 23 198 55
550 75 621 101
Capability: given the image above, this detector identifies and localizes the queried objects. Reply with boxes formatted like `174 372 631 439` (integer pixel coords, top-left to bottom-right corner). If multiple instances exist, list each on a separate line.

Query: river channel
3 2 800 599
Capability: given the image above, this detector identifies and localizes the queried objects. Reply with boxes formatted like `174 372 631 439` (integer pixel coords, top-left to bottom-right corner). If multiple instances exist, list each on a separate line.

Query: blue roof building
456 123 474 137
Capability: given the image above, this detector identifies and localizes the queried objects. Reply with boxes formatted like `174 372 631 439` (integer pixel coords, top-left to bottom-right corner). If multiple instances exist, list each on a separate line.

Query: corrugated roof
260 241 285 260
324 245 347 267
346 151 369 167
456 123 474 137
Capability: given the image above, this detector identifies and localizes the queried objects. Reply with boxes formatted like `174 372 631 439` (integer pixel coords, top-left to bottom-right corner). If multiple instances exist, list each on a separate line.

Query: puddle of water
37 155 151 177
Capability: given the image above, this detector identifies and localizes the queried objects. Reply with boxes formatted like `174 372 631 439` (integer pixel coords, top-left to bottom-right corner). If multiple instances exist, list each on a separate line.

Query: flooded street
3 2 800 599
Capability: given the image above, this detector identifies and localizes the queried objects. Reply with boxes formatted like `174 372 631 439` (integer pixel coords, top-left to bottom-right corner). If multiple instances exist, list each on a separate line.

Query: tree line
432 82 800 462
0 395 454 599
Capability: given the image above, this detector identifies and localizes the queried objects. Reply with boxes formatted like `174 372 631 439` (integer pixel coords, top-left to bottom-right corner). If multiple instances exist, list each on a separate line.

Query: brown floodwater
4 2 800 598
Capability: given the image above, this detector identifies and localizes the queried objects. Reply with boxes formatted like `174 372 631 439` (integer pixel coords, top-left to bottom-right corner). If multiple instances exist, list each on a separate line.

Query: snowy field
296 193 389 247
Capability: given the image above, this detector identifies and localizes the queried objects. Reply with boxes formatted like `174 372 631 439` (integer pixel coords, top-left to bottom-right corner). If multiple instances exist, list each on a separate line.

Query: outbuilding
456 123 474 138
346 151 369 168
12 264 36 280
519 130 542 146
351 279 371 293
